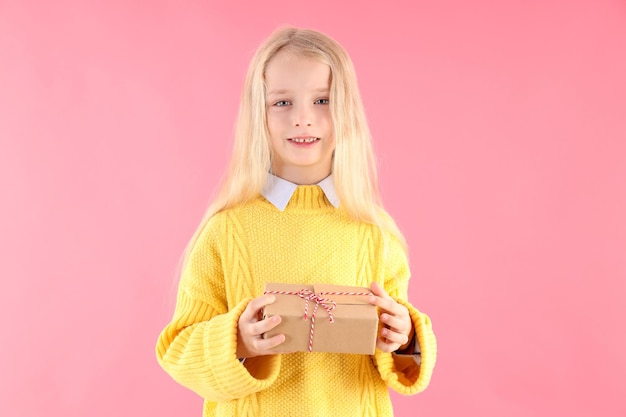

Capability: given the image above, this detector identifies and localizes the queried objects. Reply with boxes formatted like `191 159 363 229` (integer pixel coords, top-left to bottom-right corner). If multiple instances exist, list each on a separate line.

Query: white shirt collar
261 174 339 211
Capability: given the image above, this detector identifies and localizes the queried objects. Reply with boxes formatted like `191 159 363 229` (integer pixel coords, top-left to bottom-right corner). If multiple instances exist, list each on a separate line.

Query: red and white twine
264 288 373 352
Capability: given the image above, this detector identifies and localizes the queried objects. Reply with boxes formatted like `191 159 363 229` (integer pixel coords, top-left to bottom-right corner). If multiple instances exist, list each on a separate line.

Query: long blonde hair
181 27 407 269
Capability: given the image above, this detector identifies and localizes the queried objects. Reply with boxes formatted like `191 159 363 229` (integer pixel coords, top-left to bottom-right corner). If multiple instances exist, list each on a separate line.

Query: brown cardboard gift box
262 283 379 355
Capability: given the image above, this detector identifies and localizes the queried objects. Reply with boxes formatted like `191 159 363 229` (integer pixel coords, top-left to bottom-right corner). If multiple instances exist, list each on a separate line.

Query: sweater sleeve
155 218 281 401
373 234 437 395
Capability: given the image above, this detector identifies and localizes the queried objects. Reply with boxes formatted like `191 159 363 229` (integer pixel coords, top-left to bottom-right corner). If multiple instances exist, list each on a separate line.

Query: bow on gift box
264 288 373 352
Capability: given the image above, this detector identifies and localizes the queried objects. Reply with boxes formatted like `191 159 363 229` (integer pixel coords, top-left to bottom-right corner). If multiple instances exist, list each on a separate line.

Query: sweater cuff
204 298 281 400
374 299 436 396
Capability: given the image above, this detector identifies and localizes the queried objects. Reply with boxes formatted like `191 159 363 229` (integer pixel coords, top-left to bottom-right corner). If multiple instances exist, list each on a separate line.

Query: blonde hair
182 27 407 269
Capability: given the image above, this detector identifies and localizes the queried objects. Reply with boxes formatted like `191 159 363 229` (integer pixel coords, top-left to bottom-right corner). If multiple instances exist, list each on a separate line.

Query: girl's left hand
368 282 414 353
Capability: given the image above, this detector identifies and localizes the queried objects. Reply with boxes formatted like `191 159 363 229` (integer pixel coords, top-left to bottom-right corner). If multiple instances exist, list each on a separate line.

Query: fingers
243 314 282 338
379 310 410 344
369 283 406 317
369 281 391 299
369 282 412 352
376 323 411 353
380 312 410 335
379 322 410 345
237 294 287 358
245 329 286 352
240 294 276 323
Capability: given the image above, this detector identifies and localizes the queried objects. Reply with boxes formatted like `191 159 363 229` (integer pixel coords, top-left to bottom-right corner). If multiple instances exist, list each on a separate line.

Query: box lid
312 284 373 305
264 283 372 305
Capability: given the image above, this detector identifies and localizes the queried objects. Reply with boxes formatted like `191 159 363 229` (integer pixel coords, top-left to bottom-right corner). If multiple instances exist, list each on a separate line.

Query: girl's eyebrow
266 89 289 97
266 87 330 97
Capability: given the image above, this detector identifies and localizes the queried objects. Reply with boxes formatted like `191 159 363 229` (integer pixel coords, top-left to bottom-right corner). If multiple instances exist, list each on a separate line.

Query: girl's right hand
236 294 286 358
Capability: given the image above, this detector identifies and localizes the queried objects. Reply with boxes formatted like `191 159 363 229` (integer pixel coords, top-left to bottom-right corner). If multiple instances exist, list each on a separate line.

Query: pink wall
1 0 625 416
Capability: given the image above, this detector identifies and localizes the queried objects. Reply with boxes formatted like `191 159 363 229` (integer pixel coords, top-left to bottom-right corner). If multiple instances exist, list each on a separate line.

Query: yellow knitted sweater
156 185 436 416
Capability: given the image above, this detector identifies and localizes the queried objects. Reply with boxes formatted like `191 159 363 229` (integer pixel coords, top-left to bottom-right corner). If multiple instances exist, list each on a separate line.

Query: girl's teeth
291 137 317 143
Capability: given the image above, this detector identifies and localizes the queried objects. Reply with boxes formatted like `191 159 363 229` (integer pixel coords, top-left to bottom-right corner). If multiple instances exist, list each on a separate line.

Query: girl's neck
271 167 331 185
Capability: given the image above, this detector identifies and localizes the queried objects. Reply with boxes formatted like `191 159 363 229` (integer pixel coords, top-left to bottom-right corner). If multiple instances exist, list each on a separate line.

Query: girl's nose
294 105 312 127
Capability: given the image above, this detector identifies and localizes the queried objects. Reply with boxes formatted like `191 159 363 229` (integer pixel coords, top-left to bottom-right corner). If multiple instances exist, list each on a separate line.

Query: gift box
262 283 379 355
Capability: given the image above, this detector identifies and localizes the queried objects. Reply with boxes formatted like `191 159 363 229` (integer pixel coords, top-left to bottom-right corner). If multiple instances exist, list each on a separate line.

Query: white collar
261 174 339 211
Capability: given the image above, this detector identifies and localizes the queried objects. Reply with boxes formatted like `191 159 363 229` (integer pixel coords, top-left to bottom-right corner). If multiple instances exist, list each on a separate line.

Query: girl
156 27 436 416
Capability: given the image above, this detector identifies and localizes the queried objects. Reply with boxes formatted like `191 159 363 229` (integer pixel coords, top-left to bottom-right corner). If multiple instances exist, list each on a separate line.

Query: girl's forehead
264 52 331 94
266 49 330 74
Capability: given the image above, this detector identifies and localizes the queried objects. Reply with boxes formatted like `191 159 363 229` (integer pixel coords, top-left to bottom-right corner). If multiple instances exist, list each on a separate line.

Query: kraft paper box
262 283 379 355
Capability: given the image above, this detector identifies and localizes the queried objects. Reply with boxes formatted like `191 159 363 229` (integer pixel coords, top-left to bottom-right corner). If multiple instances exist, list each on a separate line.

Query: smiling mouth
288 137 320 143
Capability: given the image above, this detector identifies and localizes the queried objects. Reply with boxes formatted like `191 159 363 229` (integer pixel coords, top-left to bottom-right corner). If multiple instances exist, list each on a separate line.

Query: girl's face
265 50 335 185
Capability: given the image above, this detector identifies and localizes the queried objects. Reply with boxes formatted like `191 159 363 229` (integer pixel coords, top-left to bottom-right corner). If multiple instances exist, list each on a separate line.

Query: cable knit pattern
156 185 436 416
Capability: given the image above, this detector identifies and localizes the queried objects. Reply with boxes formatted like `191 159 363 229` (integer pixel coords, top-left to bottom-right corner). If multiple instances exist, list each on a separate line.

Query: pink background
1 0 625 416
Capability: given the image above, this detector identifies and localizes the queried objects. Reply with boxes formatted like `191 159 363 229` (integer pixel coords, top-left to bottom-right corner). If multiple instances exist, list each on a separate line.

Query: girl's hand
236 294 286 358
368 282 414 353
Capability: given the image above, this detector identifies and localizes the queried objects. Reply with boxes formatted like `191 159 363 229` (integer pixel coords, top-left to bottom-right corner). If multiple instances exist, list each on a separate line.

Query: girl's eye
274 100 291 107
315 98 330 105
